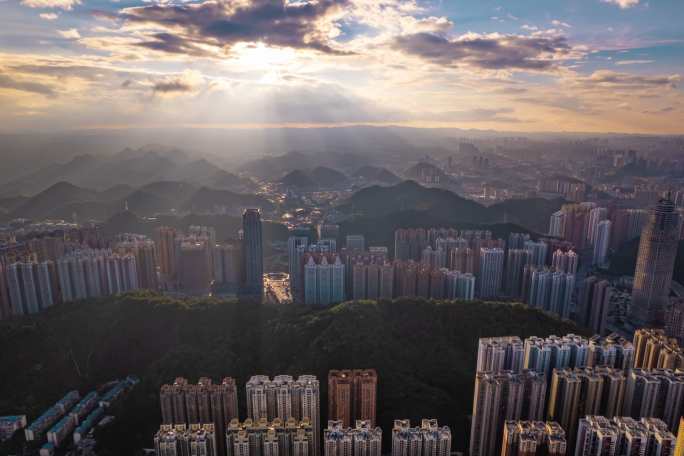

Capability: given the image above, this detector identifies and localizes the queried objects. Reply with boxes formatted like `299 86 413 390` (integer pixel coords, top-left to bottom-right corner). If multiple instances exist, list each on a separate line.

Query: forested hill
0 293 582 455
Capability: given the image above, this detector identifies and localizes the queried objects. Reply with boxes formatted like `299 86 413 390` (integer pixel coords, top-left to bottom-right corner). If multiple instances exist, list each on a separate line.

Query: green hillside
337 181 564 234
0 293 582 455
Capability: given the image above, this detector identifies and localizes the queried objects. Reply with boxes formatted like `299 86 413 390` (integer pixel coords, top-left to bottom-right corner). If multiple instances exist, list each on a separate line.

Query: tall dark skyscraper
631 197 680 325
242 209 264 298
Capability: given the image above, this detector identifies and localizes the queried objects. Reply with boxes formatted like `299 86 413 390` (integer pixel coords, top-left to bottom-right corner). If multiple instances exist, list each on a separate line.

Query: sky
1 0 683 133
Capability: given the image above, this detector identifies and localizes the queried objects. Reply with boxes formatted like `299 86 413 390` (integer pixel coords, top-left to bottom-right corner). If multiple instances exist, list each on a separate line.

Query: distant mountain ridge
280 166 350 189
4 180 272 222
0 145 253 197
338 180 564 235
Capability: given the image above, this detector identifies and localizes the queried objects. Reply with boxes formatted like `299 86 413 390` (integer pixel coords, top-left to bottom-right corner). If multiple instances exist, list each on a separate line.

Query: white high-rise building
391 419 450 456
325 420 381 456
476 337 524 373
5 261 55 316
246 376 321 456
549 211 565 237
587 207 608 246
57 249 138 303
478 248 504 298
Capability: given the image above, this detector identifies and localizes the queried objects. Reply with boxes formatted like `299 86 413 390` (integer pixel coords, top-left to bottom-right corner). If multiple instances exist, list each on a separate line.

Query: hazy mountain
338 181 561 235
0 146 248 197
280 169 317 189
6 180 269 222
339 180 488 219
279 167 349 190
353 166 402 184
10 182 95 220
181 187 273 214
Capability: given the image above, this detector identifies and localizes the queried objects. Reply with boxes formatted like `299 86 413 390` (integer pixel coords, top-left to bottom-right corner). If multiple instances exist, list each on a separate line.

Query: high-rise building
304 254 345 306
476 337 524 373
242 209 264 298
587 207 609 246
391 419 451 456
155 423 218 456
505 249 529 298
575 417 675 456
159 377 238 456
178 241 212 295
592 220 611 267
445 270 475 301
157 227 178 281
245 376 320 456
551 250 578 275
289 236 309 300
525 241 549 268
674 418 684 456
632 329 684 370
631 197 680 325
549 211 565 238
586 335 634 370
479 248 504 298
394 229 428 262
547 368 604 449
328 370 377 428
526 269 574 319
576 278 613 336
324 420 381 456
523 334 590 382
115 236 158 290
508 233 532 251
345 236 365 252
469 370 547 456
225 418 314 456
501 421 566 456
0 263 11 319
5 261 56 316
57 248 138 301
214 241 243 295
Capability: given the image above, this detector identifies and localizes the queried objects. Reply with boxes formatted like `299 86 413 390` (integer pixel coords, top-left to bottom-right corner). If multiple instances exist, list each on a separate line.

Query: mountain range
0 145 254 197
2 180 273 223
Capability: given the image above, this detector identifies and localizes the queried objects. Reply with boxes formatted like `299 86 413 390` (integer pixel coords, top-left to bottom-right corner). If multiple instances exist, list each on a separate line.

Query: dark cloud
119 0 350 56
152 78 194 93
392 32 571 70
0 73 55 96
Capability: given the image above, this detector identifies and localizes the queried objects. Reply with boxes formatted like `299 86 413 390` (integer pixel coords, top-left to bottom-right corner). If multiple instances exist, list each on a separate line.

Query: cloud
39 12 59 20
551 20 571 28
116 0 351 56
0 73 55 96
601 0 639 9
21 0 80 10
152 79 193 94
422 107 525 123
578 70 679 89
392 32 574 71
58 28 81 39
614 59 654 65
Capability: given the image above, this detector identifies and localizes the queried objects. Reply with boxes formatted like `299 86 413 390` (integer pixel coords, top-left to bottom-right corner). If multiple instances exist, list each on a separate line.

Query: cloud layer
392 32 573 70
